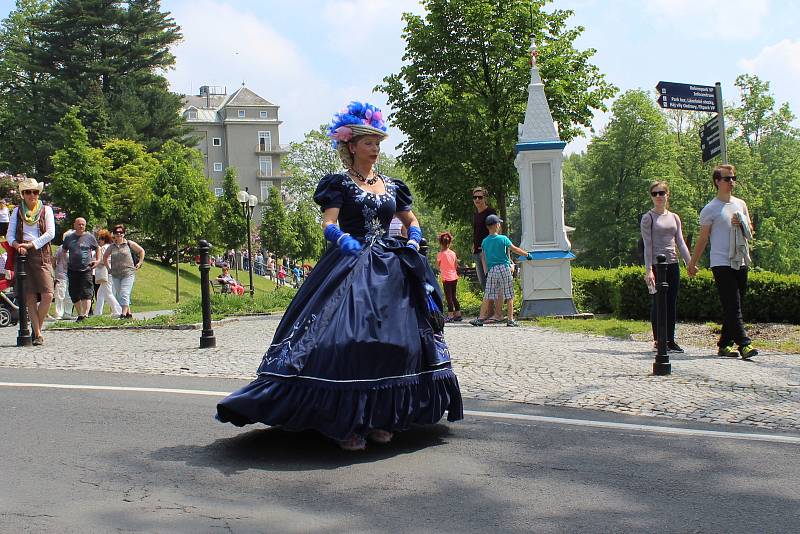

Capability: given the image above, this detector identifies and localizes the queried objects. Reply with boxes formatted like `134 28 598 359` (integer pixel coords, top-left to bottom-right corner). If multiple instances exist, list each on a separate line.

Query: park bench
209 280 229 294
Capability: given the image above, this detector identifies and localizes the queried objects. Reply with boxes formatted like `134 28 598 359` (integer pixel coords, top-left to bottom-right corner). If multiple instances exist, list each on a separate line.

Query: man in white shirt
687 164 757 359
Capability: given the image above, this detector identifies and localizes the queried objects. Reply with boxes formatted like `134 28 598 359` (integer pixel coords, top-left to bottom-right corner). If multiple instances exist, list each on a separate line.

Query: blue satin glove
323 224 362 257
407 225 422 251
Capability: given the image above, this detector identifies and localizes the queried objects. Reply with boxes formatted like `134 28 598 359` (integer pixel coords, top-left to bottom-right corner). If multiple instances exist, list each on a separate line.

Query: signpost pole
715 82 727 164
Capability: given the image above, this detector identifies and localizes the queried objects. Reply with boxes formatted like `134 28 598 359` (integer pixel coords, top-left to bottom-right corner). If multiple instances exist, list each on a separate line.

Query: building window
260 181 273 203
187 110 197 120
259 156 272 177
238 109 245 118
260 110 268 118
213 162 223 172
258 131 271 151
212 137 221 146
214 188 223 197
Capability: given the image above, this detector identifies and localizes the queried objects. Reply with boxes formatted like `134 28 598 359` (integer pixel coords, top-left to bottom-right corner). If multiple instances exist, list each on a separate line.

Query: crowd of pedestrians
0 162 760 359
0 178 146 344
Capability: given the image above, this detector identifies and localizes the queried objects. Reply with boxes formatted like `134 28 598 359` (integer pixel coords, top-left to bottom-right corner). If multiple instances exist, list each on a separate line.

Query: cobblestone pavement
1 316 799 432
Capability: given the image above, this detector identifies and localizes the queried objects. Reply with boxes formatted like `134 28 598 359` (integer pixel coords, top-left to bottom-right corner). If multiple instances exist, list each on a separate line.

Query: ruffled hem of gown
216 368 464 441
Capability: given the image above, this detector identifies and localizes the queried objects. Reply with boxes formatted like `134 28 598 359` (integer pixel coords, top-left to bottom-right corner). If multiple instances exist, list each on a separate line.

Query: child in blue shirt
470 214 531 327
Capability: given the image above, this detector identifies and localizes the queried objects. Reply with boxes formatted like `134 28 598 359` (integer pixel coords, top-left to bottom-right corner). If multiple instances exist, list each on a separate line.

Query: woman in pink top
436 232 461 322
641 181 692 353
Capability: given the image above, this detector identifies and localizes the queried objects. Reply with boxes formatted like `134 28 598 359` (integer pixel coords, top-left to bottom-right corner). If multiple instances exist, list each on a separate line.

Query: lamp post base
652 362 672 376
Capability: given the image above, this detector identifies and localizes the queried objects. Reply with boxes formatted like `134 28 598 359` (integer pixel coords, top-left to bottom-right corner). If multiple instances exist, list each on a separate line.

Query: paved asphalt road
2 368 799 534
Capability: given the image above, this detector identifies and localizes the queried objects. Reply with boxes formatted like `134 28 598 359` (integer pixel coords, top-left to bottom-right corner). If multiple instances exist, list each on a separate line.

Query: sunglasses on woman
22 190 39 195
650 191 667 197
717 175 736 182
472 195 484 200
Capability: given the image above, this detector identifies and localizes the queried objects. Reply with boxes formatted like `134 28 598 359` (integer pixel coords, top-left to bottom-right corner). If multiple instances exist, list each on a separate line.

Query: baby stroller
0 279 19 327
0 241 19 327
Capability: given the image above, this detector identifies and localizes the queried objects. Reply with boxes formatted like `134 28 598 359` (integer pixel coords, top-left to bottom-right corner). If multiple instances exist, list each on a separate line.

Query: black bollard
652 254 671 375
198 240 216 348
15 253 32 347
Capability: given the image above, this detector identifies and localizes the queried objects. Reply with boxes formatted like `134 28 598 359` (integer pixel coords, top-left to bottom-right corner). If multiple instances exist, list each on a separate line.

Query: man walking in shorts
61 217 100 321
470 214 531 327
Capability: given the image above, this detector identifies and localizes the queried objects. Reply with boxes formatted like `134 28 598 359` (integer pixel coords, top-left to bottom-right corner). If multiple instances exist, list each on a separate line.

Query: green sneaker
718 345 738 358
739 344 759 360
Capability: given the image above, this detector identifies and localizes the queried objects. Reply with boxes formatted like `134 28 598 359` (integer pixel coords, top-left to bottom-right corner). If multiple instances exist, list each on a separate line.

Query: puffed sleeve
392 178 413 212
313 173 346 211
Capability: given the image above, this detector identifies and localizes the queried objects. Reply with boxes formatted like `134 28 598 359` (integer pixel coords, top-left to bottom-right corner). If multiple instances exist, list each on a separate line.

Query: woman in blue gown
216 101 463 450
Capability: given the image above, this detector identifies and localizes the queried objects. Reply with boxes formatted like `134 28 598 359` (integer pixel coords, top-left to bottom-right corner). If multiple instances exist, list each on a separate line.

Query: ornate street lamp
237 188 258 297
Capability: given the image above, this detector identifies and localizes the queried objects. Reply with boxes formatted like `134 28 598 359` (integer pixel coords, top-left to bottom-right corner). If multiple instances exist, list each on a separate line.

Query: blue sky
2 0 799 154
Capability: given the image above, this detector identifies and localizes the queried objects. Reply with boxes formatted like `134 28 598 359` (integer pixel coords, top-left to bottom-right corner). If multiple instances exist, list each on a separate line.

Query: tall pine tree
5 0 185 176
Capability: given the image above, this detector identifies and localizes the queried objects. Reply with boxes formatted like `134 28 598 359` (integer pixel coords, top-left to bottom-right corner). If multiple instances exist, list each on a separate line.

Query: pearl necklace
349 168 379 186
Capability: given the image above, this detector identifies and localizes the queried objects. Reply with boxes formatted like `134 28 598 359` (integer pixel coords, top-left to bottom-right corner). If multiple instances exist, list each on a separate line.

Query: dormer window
187 110 197 120
238 109 245 118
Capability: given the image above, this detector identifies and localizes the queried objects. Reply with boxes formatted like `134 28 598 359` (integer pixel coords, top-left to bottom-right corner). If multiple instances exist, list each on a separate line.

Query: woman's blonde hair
649 181 670 209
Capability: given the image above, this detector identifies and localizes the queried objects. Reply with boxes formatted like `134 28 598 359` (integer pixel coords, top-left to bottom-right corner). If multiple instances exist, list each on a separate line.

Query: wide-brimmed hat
18 177 44 194
328 101 389 147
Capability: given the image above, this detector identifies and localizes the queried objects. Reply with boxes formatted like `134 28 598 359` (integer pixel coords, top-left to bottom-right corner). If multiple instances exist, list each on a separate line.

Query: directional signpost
656 81 716 112
656 81 727 163
699 114 722 163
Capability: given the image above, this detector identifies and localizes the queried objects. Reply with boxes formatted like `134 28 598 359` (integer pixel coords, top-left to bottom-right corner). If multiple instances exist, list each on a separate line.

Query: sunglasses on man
717 175 736 182
472 195 484 200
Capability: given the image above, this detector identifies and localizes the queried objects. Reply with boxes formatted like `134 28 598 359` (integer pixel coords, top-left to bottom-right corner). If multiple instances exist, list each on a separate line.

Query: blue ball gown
216 173 464 441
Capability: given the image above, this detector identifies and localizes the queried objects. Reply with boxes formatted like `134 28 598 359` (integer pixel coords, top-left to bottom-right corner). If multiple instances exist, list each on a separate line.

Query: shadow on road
149 423 453 475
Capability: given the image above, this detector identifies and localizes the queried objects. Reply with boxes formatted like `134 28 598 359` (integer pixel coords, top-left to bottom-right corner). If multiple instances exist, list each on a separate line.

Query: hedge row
572 266 800 324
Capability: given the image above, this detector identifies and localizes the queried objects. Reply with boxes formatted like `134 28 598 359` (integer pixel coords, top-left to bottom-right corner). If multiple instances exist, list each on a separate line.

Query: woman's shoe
367 430 394 444
338 435 367 451
32 335 44 346
125 312 133 319
666 341 684 353
452 315 463 322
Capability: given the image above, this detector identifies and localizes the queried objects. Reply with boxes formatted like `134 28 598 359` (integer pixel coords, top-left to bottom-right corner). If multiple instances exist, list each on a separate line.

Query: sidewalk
1 315 799 432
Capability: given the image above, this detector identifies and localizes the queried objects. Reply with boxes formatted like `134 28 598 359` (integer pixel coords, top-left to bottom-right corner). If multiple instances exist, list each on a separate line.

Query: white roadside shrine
515 40 578 317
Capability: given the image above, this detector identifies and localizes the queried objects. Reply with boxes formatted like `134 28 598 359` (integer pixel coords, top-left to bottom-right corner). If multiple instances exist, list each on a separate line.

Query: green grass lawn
530 317 652 339
125 259 284 312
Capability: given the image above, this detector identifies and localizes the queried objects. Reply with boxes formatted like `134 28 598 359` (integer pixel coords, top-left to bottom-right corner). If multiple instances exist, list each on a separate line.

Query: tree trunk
175 236 180 303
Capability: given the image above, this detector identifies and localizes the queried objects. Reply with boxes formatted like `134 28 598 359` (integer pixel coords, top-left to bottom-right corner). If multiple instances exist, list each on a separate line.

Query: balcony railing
254 145 288 154
257 169 290 178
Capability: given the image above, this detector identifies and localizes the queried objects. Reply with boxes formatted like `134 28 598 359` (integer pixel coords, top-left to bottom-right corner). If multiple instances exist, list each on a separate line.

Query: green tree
727 74 800 272
288 200 324 261
259 187 294 259
283 125 341 205
4 0 186 175
0 0 53 176
571 90 676 267
48 107 110 227
138 141 214 266
378 0 616 225
101 138 158 230
212 167 248 254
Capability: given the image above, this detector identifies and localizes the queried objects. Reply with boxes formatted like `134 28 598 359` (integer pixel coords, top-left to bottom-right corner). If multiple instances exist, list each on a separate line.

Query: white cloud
642 0 770 40
164 0 421 154
739 39 800 110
